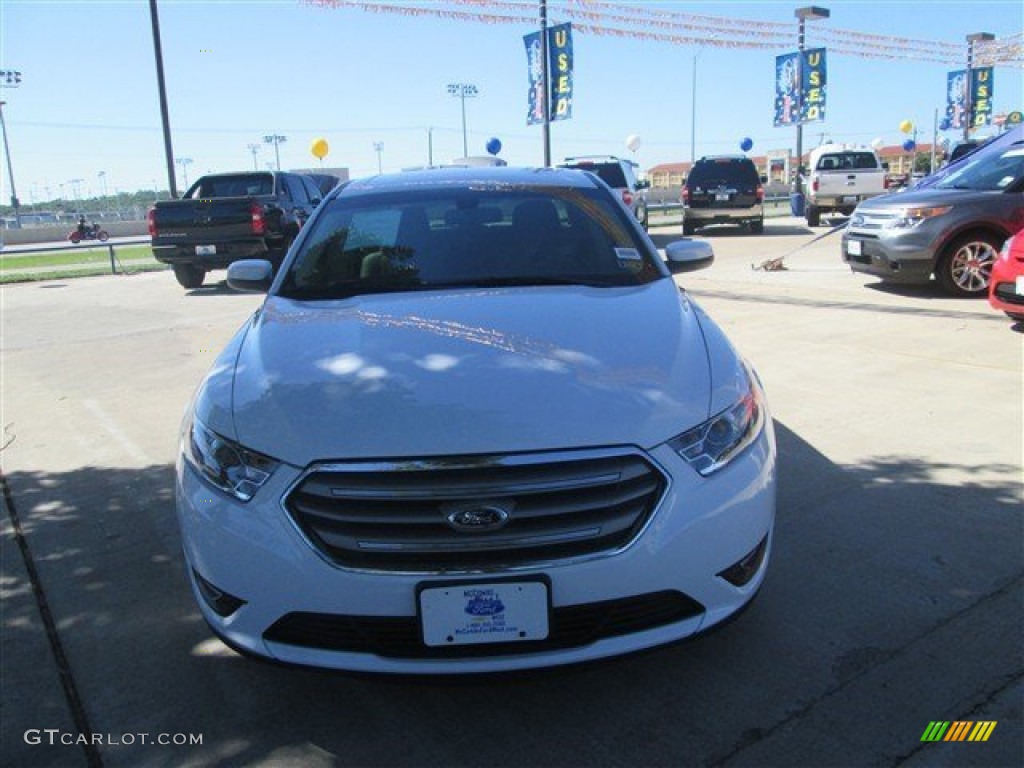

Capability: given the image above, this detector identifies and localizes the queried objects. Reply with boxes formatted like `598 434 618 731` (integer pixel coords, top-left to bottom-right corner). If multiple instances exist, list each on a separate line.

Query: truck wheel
173 264 206 289
683 221 697 236
935 232 999 297
806 206 821 228
749 218 764 234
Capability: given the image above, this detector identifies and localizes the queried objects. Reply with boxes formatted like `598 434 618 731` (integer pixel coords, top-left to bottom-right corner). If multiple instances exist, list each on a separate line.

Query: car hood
856 187 1002 211
222 282 713 466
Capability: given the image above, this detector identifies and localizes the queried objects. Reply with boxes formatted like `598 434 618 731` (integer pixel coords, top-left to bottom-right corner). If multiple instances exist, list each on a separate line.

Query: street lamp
447 82 479 158
0 100 22 228
247 143 261 171
373 141 384 174
175 157 193 189
964 32 995 140
793 6 830 193
263 134 287 171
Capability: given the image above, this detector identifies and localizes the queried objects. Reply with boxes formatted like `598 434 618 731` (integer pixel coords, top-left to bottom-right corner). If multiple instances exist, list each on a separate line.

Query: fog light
718 536 768 587
193 569 246 617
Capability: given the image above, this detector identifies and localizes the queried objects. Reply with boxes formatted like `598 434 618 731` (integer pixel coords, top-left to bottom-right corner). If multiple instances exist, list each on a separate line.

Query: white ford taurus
175 167 776 673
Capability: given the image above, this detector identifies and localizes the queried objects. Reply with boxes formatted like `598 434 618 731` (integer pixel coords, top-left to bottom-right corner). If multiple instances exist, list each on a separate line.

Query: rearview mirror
665 239 714 274
227 259 274 293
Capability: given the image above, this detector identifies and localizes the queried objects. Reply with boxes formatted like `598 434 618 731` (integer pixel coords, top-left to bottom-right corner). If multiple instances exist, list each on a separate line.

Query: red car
989 231 1024 321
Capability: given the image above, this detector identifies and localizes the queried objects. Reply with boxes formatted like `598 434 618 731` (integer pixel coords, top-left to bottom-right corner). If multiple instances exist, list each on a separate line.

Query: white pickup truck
803 145 888 227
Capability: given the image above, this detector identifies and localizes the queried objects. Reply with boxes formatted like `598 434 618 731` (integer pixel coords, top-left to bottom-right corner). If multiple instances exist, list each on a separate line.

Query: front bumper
153 240 274 269
988 255 1024 317
841 226 938 284
175 429 777 674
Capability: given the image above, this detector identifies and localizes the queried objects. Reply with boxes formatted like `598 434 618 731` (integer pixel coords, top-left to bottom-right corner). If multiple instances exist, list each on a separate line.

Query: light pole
263 134 286 171
247 143 260 170
68 178 83 204
373 141 384 174
175 157 193 189
964 32 994 140
793 6 830 194
98 170 108 201
447 82 479 158
0 100 22 227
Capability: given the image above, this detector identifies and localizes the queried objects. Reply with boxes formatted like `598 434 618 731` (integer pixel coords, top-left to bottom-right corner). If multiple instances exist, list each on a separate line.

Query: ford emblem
446 505 510 532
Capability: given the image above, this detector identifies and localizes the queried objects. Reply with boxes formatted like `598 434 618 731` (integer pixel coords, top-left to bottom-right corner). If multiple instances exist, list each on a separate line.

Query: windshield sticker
615 247 643 271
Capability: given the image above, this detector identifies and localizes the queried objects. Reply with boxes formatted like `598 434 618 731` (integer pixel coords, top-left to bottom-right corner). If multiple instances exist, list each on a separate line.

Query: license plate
715 193 730 202
847 239 862 256
1016 276 1024 296
419 581 549 647
842 196 858 205
195 245 216 256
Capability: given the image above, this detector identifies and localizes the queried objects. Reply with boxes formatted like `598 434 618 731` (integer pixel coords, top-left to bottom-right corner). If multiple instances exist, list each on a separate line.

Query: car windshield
278 185 661 299
688 159 757 187
934 144 1024 192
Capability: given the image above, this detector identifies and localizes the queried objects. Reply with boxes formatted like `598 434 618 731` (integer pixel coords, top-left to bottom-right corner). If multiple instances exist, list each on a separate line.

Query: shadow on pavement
2 421 1021 767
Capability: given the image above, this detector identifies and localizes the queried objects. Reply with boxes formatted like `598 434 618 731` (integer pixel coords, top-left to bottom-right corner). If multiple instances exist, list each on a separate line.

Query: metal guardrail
1 237 153 275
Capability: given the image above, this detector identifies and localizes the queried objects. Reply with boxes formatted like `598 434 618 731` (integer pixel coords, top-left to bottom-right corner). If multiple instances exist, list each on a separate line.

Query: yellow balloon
899 120 913 134
310 138 329 159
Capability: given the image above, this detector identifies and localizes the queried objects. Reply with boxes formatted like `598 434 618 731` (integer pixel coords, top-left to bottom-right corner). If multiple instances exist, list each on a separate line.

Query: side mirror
310 197 322 207
759 174 768 184
635 180 650 190
227 259 274 293
665 239 714 274
881 162 890 171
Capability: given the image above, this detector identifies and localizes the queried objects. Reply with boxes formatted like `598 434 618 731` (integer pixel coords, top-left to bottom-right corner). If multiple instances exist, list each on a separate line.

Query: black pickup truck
149 171 330 288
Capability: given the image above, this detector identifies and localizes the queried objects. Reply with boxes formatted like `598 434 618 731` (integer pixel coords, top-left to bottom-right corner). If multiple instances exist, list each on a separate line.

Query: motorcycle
68 223 109 244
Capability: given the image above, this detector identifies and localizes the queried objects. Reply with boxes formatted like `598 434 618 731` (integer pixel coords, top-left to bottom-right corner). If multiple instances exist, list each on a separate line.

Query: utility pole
247 143 260 170
373 141 384 174
0 100 22 228
149 0 177 197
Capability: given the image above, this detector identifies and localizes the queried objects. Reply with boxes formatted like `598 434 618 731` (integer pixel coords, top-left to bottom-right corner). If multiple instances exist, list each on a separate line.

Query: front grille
994 283 1024 306
263 590 704 658
285 452 667 570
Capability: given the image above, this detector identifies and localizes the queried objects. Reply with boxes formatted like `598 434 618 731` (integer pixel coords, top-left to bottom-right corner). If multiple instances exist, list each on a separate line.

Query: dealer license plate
842 195 858 204
1016 276 1024 296
847 239 862 256
195 245 216 256
419 581 549 647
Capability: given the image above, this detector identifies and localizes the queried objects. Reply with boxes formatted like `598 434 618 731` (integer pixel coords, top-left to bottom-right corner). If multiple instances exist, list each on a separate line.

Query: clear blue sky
1 0 1021 202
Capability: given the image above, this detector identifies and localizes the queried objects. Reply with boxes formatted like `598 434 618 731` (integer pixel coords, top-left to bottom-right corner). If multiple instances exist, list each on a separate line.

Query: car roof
341 166 603 194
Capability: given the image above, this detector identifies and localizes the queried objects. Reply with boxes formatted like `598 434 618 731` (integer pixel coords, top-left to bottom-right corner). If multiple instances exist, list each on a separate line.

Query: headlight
885 205 952 229
668 365 766 476
183 417 278 502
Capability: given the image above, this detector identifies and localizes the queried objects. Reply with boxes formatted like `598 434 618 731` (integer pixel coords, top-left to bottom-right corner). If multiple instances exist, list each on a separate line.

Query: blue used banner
548 23 573 122
773 52 799 127
946 70 967 130
523 23 573 125
800 48 826 124
970 67 994 128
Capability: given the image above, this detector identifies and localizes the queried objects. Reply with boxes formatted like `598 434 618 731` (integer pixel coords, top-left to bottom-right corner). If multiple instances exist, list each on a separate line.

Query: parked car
175 166 777 674
149 171 324 289
842 128 1024 297
803 144 887 227
559 155 650 228
681 155 765 235
989 230 1024 321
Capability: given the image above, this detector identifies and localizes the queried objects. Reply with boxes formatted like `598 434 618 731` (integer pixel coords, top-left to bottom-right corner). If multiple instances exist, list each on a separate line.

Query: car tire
683 221 697 236
935 232 1000 297
173 263 206 290
749 218 764 234
1006 312 1024 322
806 206 821 228
97 230 110 242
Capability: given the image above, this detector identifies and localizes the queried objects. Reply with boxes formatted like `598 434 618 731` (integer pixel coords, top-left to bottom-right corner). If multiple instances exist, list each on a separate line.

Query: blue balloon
902 139 916 152
939 117 951 131
486 137 502 156
740 137 753 152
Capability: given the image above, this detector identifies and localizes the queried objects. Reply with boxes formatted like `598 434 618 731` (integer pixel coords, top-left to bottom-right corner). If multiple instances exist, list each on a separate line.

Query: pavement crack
1 468 104 768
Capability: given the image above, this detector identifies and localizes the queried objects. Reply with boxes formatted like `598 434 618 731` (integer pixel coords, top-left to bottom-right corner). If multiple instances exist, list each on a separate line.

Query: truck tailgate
152 198 262 244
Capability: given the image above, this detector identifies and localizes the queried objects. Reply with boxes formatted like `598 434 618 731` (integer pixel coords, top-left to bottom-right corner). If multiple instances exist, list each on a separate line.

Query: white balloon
871 137 884 150
626 134 641 152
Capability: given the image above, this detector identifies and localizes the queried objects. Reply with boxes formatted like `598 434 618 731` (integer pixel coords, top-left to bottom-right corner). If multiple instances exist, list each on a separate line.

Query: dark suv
682 156 766 235
559 156 650 229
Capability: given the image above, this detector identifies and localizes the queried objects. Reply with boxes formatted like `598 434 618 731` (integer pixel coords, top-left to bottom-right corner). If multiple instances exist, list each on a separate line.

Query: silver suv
842 129 1024 297
559 156 650 229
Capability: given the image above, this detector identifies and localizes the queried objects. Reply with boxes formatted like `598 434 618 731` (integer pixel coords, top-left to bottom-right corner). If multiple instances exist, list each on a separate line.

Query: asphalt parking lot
2 217 1021 768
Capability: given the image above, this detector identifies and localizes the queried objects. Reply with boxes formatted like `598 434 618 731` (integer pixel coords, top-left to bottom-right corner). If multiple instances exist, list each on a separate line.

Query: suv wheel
173 263 206 289
749 218 764 234
683 221 697 236
806 206 821 228
935 232 999 297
